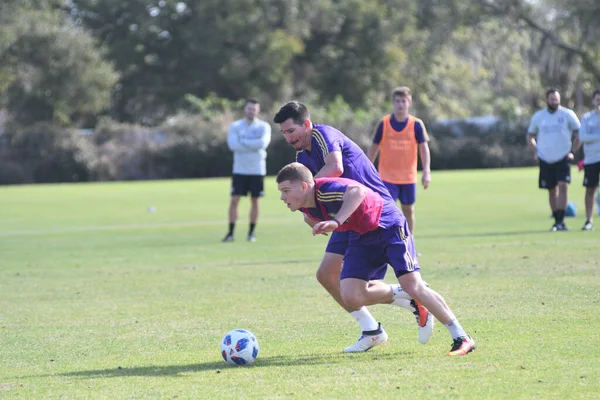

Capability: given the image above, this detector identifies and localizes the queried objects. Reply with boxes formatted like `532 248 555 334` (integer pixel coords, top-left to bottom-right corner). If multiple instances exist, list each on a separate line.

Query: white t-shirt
528 106 580 163
579 111 600 165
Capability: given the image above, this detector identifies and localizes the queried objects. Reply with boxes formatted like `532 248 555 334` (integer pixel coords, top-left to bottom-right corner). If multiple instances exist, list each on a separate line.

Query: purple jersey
296 124 394 203
300 178 402 235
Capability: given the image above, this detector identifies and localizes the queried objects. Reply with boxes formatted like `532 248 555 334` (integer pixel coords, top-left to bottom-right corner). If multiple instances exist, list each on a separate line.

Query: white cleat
411 299 434 344
343 323 388 353
418 313 434 344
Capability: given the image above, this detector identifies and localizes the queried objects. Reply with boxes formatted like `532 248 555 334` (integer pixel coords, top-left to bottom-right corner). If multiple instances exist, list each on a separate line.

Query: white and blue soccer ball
220 329 259 366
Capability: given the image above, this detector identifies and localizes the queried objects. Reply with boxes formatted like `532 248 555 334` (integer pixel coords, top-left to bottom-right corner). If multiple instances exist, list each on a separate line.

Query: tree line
0 0 598 183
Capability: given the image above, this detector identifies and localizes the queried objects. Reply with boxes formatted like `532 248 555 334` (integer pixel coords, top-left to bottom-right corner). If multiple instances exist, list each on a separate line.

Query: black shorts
539 156 571 189
231 174 264 197
583 161 600 188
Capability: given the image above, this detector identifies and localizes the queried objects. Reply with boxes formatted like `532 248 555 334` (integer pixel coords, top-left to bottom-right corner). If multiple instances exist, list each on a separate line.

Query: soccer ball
220 329 259 366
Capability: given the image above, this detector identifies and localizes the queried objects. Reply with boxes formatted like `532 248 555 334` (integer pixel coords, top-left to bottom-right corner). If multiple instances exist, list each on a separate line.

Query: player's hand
422 172 431 189
312 221 338 236
567 152 574 161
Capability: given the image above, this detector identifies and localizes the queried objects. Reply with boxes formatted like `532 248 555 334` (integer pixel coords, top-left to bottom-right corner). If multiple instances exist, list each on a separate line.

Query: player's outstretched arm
312 184 366 236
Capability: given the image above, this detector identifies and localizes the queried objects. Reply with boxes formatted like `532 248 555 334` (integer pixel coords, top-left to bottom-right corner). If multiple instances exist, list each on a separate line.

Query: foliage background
1 0 599 183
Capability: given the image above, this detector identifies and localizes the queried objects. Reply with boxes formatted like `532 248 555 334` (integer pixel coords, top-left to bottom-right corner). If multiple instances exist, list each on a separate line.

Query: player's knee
316 265 339 288
401 281 425 300
340 291 365 310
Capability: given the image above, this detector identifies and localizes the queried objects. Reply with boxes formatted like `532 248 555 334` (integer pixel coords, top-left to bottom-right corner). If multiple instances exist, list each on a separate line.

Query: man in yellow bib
367 86 431 235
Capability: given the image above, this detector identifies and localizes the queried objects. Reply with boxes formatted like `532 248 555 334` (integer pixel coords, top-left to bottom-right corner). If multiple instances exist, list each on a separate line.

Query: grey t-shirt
528 106 580 163
579 111 600 165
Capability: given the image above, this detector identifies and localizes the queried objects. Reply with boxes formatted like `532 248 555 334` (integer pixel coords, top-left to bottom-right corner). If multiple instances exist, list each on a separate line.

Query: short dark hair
546 88 559 98
392 86 412 100
592 89 600 99
273 101 310 125
245 98 259 106
276 162 314 184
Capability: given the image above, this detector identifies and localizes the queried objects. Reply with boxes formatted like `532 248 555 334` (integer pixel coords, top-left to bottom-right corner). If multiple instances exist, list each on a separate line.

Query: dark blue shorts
341 221 419 282
383 181 417 205
326 231 388 281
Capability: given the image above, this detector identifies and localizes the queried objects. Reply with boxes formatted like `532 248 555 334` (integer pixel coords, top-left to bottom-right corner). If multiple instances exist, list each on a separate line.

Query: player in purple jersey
276 163 475 356
274 101 434 352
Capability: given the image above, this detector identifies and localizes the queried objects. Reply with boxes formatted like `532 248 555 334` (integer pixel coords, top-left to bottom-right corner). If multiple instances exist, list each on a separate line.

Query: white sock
444 319 467 339
391 298 415 311
390 284 412 300
350 307 379 331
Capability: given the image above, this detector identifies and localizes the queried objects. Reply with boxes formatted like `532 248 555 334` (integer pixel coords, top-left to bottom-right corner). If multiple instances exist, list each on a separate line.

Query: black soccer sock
249 223 256 235
228 222 235 235
556 210 565 224
552 210 559 224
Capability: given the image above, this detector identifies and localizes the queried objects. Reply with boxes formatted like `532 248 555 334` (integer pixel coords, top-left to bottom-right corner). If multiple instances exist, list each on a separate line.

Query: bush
4 122 97 183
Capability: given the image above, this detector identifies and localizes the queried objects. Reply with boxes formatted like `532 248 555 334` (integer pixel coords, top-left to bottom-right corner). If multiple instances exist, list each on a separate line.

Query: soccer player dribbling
276 162 476 356
274 101 433 352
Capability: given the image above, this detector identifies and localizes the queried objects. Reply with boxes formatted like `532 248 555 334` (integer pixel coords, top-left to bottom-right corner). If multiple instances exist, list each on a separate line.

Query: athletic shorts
341 221 419 282
583 161 600 188
539 156 571 189
326 231 388 281
231 174 264 197
383 181 416 205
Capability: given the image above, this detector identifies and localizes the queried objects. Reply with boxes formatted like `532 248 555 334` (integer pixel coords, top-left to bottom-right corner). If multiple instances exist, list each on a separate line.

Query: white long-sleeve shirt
528 106 580 163
227 118 271 175
579 111 600 165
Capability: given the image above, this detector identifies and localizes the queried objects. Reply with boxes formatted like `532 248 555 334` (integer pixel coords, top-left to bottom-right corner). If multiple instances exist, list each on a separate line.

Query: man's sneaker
222 234 234 242
343 323 388 353
410 299 434 344
247 234 256 242
550 223 569 232
446 335 476 356
582 221 594 231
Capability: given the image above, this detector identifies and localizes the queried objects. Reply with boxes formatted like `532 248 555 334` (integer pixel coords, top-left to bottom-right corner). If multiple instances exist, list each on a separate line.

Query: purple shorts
326 231 388 281
384 181 416 205
341 221 419 281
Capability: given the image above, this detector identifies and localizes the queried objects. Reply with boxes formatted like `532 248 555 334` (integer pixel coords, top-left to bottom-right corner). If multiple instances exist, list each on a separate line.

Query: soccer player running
527 89 581 231
223 98 272 242
578 89 600 231
276 162 475 356
273 101 433 353
367 86 431 235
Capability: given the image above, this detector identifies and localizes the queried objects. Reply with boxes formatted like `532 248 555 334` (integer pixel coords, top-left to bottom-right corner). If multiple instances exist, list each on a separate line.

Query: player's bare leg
248 197 259 241
401 203 415 235
548 186 558 212
317 253 389 312
582 186 596 230
398 271 475 356
223 195 241 242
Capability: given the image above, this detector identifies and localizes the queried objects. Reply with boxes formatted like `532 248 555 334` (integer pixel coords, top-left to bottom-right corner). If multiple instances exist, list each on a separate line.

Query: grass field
1 167 599 399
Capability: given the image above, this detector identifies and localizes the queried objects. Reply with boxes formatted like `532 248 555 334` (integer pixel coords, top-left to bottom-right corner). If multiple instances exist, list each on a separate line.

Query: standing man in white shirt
223 98 272 242
527 89 581 231
578 89 600 231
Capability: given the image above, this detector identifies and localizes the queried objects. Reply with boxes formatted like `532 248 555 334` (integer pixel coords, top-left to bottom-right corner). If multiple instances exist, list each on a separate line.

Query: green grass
0 168 599 399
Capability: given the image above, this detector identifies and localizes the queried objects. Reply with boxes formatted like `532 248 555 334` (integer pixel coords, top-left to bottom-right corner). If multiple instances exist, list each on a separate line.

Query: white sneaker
343 323 388 353
410 299 434 344
418 313 434 344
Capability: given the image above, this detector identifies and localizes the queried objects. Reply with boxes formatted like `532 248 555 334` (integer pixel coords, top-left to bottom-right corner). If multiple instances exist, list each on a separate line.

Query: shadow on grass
42 351 406 379
419 229 546 239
